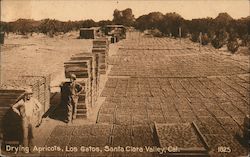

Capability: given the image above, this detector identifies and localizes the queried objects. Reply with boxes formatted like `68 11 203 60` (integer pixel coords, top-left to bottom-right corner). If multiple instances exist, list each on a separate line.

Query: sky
1 0 249 22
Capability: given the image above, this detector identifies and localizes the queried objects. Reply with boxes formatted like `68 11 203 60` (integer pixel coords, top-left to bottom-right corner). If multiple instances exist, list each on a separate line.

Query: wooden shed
104 25 126 40
79 27 100 39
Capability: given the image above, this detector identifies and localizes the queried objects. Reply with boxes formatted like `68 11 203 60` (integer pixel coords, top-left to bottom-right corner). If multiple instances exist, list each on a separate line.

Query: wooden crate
92 47 108 54
77 80 88 118
64 60 90 79
93 38 109 49
3 75 51 116
71 53 96 80
21 75 51 114
92 48 108 74
70 53 97 108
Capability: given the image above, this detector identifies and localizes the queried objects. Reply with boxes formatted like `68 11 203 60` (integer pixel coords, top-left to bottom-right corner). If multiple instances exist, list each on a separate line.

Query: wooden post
0 36 2 86
179 27 182 44
199 32 202 52
0 1 2 86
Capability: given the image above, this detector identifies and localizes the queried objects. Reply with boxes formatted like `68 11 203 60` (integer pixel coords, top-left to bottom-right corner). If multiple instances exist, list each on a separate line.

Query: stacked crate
92 38 109 74
92 48 107 74
64 58 90 118
71 53 97 108
2 75 51 116
64 59 90 78
93 38 109 53
92 38 109 94
76 80 87 118
21 75 51 114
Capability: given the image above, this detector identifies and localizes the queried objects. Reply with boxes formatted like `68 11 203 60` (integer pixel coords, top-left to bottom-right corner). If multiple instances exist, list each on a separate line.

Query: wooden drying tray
153 122 210 157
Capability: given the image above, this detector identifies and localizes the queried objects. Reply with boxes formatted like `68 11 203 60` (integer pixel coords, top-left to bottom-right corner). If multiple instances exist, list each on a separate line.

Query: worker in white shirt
12 88 42 150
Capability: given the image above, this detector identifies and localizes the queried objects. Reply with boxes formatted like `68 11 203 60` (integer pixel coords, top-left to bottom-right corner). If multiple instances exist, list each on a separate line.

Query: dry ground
0 31 92 89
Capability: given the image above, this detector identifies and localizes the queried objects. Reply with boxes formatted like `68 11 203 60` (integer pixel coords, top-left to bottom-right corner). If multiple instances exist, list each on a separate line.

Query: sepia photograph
0 0 249 156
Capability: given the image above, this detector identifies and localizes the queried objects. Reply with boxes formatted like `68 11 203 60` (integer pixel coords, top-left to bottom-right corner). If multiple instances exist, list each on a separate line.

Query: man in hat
62 73 83 123
12 88 42 151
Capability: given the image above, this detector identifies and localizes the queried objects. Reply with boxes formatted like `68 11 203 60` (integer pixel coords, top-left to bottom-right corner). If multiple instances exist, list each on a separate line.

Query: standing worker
12 88 42 152
61 74 83 123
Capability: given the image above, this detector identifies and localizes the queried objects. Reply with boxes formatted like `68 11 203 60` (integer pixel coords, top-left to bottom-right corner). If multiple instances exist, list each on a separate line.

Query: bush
150 29 163 37
227 40 239 53
211 37 224 49
201 33 210 45
191 33 199 42
240 35 250 46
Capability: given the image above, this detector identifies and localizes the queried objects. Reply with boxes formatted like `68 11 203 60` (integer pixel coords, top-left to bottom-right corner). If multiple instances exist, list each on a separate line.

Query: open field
0 32 92 88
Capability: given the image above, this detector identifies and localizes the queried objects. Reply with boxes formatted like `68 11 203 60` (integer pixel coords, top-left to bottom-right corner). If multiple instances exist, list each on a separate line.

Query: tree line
134 12 250 53
0 19 112 37
0 8 249 52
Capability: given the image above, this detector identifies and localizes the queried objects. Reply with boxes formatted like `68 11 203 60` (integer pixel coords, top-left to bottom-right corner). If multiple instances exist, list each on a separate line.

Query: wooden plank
0 90 25 94
92 48 107 52
65 66 89 72
64 60 90 64
71 56 93 61
65 72 89 78
73 53 95 57
0 99 20 106
192 122 210 150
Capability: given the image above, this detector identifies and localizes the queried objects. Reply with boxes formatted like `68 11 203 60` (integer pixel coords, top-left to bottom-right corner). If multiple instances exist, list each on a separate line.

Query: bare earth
1 32 92 88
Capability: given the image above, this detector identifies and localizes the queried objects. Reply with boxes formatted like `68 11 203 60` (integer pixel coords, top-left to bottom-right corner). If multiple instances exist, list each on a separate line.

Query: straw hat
70 74 77 80
25 88 33 94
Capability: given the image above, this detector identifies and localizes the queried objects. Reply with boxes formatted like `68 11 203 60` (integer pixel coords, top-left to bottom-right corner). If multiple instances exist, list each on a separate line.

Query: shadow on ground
42 92 67 122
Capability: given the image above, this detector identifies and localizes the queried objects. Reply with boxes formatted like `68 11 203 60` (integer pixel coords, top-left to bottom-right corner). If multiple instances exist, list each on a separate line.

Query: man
61 74 83 123
12 88 42 151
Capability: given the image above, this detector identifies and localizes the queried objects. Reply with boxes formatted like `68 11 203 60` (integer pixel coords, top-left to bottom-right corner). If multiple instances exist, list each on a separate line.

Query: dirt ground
0 31 92 89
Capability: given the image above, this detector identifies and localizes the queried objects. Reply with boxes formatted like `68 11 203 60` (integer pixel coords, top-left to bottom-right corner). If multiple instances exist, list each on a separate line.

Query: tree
215 13 233 24
135 12 164 31
227 39 239 53
135 15 149 31
78 19 97 28
98 20 113 27
227 32 239 53
10 19 37 35
191 32 200 42
159 12 186 37
211 29 228 49
113 8 135 26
